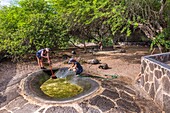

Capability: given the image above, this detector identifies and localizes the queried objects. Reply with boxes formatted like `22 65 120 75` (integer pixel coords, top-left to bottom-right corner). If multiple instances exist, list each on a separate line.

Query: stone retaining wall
140 52 170 113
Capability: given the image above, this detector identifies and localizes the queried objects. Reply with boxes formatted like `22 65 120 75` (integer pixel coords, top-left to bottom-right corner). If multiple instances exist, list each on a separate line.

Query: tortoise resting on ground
98 63 109 69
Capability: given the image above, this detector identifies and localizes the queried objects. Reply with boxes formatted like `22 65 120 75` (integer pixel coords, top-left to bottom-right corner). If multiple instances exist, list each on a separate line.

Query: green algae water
40 78 83 99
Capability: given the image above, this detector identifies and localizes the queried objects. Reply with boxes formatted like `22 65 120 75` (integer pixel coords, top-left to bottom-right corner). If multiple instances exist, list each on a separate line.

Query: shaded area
0 62 17 107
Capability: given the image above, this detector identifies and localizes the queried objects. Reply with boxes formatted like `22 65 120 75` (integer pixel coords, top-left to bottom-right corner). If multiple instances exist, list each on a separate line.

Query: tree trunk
83 39 87 52
69 41 83 49
138 23 155 39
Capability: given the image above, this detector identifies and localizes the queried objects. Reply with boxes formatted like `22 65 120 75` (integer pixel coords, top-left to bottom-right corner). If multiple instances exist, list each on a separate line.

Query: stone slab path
0 61 162 113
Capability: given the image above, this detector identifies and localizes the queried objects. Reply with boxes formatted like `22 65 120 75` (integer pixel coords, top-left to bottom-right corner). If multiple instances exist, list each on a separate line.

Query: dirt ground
0 45 157 86
49 45 155 84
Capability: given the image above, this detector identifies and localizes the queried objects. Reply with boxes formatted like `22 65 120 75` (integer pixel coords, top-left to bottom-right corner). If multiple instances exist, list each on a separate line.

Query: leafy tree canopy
0 0 170 60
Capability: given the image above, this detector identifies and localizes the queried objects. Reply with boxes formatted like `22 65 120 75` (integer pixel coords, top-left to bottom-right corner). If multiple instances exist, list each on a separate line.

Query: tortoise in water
98 63 109 69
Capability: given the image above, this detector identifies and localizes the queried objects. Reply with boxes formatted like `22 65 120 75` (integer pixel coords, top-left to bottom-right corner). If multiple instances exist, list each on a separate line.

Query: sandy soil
1 45 158 86
48 46 153 84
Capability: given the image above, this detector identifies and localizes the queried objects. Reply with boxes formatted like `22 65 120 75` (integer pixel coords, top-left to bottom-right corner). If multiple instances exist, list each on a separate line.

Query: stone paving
0 61 162 113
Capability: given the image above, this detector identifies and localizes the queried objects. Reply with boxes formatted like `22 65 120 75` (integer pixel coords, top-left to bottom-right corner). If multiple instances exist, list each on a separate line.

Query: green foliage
0 0 170 60
102 37 113 47
150 29 170 52
0 0 69 60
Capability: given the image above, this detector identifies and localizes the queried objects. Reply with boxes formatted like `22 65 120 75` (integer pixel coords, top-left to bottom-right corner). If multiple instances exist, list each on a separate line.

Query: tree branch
159 0 167 15
69 40 83 49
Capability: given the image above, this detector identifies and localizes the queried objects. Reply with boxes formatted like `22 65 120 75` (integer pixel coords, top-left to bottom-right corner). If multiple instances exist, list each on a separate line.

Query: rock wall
140 52 170 113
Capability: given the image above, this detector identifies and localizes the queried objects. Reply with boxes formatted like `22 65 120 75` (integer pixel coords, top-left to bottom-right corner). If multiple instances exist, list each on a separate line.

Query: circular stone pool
20 69 99 104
